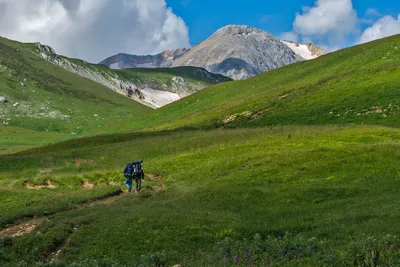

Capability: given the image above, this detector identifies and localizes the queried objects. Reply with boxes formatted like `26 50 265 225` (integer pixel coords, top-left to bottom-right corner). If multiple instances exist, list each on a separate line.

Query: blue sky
167 0 400 49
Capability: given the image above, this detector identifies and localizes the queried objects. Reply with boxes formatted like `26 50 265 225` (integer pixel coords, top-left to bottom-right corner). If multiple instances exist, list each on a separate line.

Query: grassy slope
0 126 67 155
123 35 400 131
119 66 231 85
0 37 151 140
59 56 231 94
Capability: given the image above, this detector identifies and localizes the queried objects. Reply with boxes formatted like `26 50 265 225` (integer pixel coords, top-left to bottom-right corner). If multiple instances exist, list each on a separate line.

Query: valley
1 30 400 266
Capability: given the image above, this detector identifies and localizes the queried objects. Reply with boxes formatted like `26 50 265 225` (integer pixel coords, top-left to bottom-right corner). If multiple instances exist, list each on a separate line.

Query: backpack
134 163 144 178
126 163 134 175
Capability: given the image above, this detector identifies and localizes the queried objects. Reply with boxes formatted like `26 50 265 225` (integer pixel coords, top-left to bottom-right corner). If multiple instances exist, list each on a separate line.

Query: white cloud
293 0 358 44
293 0 358 46
360 14 400 44
0 0 190 63
279 1 399 49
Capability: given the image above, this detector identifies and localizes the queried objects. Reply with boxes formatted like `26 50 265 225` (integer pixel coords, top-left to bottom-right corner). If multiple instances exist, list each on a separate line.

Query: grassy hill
0 37 151 144
2 36 400 266
123 34 400 131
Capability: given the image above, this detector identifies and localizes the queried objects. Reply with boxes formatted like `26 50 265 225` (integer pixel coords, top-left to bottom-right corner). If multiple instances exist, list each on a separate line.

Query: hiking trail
0 190 124 238
0 174 165 239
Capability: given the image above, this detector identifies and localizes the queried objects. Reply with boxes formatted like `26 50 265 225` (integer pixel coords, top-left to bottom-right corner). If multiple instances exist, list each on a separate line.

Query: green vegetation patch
1 126 400 265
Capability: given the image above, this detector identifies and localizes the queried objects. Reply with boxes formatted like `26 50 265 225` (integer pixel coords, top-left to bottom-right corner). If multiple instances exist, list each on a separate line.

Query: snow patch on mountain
281 41 316 60
109 63 121 70
141 88 180 108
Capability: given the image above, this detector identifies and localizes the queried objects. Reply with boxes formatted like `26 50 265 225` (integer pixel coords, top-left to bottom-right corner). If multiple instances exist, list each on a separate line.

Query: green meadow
2 35 400 266
2 126 400 266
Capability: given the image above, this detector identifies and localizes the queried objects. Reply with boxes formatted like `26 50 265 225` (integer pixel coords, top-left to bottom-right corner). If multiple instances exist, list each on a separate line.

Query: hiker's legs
125 176 133 192
135 177 142 192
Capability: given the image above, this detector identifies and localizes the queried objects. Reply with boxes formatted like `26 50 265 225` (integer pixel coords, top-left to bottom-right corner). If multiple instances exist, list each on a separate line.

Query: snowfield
281 41 318 60
141 88 181 108
109 63 121 70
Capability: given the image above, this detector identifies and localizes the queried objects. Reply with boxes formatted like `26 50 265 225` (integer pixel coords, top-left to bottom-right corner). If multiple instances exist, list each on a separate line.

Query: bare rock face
307 44 325 57
171 25 303 80
100 25 324 80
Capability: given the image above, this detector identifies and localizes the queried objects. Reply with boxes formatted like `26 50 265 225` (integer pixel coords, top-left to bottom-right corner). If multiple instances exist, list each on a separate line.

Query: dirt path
0 217 47 238
1 174 165 263
24 179 56 190
0 175 164 239
0 190 124 239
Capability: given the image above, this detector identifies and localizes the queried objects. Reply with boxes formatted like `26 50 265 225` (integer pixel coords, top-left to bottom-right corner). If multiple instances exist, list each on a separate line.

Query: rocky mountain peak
100 24 325 80
211 25 272 38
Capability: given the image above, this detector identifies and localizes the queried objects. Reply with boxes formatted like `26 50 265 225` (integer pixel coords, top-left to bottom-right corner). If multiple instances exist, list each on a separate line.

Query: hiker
124 160 144 192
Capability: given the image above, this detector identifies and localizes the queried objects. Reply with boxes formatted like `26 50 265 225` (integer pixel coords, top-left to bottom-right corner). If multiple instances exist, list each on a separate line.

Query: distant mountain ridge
100 25 325 80
101 49 189 70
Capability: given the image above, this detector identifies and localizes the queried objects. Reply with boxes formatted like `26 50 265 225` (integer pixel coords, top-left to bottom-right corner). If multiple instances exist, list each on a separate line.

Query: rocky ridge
101 49 189 69
36 43 149 105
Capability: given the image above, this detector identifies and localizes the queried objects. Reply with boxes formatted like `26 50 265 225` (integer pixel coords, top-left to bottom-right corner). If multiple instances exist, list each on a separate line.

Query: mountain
100 25 325 80
35 43 230 108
